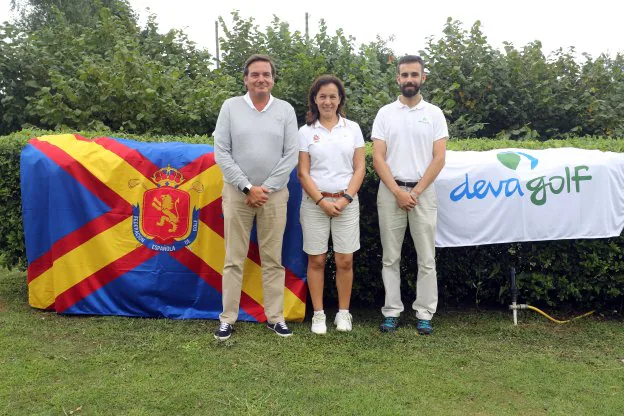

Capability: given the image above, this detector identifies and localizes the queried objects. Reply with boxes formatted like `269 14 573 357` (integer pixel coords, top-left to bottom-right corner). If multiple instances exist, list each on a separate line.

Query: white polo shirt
371 98 448 181
299 117 365 193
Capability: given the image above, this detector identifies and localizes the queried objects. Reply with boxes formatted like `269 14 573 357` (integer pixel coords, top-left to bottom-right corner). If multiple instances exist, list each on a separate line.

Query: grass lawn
1 269 623 416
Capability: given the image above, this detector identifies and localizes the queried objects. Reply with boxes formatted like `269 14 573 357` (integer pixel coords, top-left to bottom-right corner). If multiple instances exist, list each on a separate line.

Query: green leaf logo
497 151 539 171
497 152 521 170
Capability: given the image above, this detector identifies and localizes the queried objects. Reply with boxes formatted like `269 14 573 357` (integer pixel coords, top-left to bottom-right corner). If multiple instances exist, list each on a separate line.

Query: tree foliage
1 0 237 135
216 11 396 137
10 0 137 30
421 18 624 139
1 5 623 139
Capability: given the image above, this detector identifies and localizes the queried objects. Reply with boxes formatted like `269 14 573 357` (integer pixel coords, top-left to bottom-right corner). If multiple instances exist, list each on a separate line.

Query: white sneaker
311 312 327 334
334 311 352 332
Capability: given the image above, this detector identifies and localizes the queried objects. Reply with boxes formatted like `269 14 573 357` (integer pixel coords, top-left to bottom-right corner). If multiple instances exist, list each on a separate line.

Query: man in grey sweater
213 54 299 340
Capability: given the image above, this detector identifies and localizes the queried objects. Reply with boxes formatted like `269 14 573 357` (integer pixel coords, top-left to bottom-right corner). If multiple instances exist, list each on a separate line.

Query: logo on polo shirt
313 134 321 143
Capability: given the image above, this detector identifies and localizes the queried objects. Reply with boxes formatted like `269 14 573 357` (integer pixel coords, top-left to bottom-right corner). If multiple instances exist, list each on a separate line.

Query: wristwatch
343 193 354 203
241 184 252 195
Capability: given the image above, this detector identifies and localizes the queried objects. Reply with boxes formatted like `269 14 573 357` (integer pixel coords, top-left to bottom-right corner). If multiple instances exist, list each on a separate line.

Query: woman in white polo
297 75 365 334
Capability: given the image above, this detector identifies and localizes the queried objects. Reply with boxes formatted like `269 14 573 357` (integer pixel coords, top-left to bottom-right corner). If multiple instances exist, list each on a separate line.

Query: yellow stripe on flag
284 288 305 322
37 135 155 204
178 164 223 209
28 276 55 309
28 218 137 298
190 223 225 275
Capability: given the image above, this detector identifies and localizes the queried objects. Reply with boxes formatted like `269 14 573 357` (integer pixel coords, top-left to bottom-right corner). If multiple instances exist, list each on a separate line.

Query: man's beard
401 83 420 98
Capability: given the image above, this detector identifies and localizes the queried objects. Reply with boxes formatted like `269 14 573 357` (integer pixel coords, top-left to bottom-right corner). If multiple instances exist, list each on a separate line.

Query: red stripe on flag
54 246 158 313
246 243 261 265
27 212 128 283
178 152 216 180
168 247 222 291
28 139 132 213
92 137 161 179
199 198 224 237
170 247 267 322
239 292 268 323
285 269 306 303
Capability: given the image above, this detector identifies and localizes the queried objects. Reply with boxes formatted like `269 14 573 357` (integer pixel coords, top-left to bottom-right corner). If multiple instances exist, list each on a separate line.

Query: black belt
395 180 418 188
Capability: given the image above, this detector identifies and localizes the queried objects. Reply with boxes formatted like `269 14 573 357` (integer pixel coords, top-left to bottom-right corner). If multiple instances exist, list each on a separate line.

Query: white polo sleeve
299 125 310 152
433 107 449 141
371 108 386 141
352 122 365 148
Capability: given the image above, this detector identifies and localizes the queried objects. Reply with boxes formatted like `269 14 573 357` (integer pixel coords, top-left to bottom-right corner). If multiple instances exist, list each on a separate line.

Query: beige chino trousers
219 183 289 324
377 181 438 320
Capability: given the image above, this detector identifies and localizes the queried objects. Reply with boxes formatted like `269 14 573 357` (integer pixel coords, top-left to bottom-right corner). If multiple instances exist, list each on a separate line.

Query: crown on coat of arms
152 165 185 187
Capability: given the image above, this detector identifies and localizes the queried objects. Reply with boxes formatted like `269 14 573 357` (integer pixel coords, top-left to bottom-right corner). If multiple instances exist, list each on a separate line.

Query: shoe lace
219 322 230 331
276 321 289 330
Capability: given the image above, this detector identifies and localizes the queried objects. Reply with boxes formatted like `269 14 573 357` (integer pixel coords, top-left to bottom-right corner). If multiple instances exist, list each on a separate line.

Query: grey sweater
213 96 299 192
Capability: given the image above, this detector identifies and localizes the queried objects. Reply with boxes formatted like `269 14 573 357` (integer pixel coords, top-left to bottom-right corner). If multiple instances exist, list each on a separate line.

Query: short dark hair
305 75 347 125
397 55 425 73
243 54 276 77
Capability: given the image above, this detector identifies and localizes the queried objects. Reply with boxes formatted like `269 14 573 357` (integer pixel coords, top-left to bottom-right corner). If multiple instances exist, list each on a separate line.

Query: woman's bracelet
315 196 325 205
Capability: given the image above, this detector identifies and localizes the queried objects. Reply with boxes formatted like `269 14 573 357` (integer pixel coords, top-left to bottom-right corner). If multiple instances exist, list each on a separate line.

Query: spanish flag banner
21 134 307 321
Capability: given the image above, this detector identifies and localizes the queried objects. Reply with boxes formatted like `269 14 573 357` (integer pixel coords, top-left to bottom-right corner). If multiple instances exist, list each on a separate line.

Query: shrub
5 129 623 310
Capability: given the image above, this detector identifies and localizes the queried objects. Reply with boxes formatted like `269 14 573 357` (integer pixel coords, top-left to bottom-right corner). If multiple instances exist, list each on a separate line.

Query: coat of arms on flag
21 134 307 321
131 165 200 251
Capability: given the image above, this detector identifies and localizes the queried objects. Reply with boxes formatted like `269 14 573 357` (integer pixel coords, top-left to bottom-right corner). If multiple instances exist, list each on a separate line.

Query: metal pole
305 12 309 42
510 267 518 325
215 21 220 69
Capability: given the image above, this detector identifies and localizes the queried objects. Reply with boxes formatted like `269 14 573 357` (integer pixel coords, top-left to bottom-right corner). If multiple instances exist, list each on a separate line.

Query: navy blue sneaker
214 322 233 340
267 321 293 337
379 317 400 332
417 319 433 335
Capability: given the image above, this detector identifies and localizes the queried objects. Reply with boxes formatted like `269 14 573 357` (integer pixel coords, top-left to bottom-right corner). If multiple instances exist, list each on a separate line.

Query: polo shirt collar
244 92 274 112
313 116 347 130
395 96 427 110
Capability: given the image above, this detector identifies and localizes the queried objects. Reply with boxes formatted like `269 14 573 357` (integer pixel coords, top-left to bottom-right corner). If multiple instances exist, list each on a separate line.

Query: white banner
434 148 624 247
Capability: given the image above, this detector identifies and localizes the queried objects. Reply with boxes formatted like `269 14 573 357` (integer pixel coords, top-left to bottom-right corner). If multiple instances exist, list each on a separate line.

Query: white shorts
300 194 360 255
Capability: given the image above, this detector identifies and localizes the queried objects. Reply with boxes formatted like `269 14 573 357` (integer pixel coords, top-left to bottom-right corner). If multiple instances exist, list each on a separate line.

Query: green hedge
4 130 624 311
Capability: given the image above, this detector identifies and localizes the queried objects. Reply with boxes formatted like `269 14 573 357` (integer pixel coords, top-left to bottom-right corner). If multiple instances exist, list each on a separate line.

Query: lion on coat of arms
152 194 180 232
